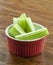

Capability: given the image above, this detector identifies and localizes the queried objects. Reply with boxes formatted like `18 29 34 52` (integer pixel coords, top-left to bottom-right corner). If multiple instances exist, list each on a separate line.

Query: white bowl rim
5 23 46 42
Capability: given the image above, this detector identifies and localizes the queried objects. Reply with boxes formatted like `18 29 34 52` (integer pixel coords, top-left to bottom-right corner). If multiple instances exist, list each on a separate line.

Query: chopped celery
15 28 49 40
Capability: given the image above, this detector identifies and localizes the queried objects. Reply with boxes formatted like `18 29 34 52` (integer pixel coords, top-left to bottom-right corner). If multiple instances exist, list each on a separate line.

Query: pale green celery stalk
17 13 26 31
8 26 20 38
26 17 35 32
15 28 49 40
13 18 25 34
8 17 25 38
19 13 35 32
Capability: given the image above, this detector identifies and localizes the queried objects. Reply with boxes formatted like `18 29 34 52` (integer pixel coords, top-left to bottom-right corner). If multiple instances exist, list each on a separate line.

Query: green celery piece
13 18 25 34
15 28 49 40
8 18 26 38
17 13 26 32
15 13 35 33
8 26 20 38
26 17 35 32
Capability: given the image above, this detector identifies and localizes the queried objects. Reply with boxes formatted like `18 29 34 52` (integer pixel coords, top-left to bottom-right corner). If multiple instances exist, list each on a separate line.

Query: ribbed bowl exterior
6 36 46 57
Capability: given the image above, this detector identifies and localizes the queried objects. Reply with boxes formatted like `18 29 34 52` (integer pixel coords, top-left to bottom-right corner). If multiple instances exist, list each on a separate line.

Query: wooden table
0 0 53 65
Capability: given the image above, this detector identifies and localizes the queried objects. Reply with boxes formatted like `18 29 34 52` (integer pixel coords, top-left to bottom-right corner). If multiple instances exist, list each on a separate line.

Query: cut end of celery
8 26 21 38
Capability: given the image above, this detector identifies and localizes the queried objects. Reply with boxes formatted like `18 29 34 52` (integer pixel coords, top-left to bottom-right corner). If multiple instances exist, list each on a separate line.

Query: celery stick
26 17 35 32
8 26 20 38
17 13 26 31
15 28 49 40
13 18 25 34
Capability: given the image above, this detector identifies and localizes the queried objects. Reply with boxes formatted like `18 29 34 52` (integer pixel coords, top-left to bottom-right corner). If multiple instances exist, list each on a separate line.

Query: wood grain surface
0 0 53 65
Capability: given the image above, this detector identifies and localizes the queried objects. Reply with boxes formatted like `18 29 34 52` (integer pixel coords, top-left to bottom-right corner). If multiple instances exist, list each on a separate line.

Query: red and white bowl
5 24 46 57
